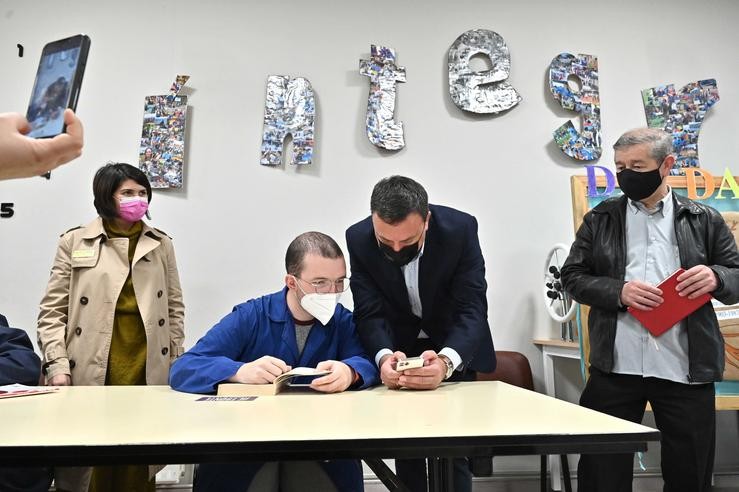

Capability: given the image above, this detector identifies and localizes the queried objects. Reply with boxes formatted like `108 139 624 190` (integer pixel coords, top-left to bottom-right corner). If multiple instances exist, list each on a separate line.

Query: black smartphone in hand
26 34 90 139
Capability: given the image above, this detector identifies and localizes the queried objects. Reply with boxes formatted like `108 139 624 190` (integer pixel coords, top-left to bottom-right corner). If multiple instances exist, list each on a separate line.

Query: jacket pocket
71 254 100 269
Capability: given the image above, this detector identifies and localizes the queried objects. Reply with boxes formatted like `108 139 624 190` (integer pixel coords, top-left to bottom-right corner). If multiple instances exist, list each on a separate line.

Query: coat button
157 290 163 298
161 347 169 356
80 296 88 305
69 360 76 369
158 318 165 326
75 327 82 336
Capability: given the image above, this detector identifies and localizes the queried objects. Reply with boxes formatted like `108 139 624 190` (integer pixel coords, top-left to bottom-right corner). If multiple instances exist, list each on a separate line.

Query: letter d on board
684 168 715 200
585 165 615 198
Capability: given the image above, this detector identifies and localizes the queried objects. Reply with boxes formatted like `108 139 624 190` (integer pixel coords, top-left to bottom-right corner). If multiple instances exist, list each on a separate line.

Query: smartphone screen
26 35 90 139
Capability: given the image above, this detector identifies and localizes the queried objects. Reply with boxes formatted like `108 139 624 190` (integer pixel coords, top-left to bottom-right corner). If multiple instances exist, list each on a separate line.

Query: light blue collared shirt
614 188 691 384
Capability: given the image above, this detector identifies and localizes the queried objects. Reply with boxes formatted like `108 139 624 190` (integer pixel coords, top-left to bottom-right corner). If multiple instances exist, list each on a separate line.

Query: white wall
1 0 738 477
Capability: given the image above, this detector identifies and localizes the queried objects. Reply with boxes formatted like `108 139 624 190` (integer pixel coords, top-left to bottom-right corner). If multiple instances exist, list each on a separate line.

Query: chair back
476 350 534 391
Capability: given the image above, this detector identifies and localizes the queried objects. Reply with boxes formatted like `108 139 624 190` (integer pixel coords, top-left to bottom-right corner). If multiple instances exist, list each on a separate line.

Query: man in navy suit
0 314 53 492
346 175 495 492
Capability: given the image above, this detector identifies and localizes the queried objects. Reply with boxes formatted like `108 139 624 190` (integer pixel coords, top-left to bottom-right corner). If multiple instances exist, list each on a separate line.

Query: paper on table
0 384 59 399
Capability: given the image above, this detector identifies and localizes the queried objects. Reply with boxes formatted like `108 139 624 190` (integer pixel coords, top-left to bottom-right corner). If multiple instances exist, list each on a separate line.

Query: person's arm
164 239 185 364
345 228 395 362
0 326 42 386
37 233 74 384
561 212 625 311
169 304 259 394
334 309 380 389
0 110 83 181
439 216 490 365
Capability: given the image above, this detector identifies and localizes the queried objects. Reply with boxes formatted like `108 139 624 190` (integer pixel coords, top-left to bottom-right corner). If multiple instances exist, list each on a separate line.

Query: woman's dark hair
93 163 152 220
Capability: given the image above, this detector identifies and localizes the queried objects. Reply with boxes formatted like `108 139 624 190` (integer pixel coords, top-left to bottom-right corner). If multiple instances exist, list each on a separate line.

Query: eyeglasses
294 276 350 294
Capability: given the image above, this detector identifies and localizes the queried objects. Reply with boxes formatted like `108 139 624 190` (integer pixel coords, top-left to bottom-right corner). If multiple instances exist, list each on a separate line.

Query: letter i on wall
138 75 190 189
641 79 719 176
260 75 316 166
359 45 406 150
548 53 601 161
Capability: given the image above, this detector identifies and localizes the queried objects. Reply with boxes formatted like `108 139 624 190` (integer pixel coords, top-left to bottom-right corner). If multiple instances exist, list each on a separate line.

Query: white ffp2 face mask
299 292 339 326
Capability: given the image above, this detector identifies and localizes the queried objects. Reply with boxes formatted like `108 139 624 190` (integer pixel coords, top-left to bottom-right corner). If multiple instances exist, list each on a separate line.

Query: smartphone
396 356 425 371
26 34 90 139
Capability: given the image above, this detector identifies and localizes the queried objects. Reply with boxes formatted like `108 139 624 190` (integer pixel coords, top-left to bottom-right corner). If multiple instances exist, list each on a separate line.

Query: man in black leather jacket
562 128 739 492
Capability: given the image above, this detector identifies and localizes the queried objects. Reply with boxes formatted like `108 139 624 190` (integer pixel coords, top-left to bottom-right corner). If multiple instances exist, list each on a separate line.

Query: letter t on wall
359 45 406 151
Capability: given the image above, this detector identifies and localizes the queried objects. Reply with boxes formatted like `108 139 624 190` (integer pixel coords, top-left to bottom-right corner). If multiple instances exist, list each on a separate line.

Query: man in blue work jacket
170 231 379 492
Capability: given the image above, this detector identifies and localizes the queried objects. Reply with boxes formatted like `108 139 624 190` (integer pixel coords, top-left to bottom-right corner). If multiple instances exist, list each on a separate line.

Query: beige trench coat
37 217 185 490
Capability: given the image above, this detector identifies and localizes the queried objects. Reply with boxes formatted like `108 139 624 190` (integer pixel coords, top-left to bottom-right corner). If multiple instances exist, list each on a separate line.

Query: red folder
627 268 712 337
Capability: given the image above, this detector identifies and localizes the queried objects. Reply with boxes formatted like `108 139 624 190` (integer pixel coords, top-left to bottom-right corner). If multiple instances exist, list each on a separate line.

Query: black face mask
617 168 663 201
378 240 421 267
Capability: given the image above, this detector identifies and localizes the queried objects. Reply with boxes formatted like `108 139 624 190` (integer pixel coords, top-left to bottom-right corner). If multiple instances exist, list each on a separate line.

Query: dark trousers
194 460 363 492
578 367 716 492
395 338 476 492
0 467 52 492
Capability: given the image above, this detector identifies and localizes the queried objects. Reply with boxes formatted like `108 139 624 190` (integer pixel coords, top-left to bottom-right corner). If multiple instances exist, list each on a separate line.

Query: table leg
363 459 411 492
428 458 441 492
542 348 562 491
441 457 454 492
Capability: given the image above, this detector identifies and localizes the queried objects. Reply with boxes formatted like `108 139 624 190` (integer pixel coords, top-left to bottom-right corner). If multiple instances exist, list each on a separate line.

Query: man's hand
0 109 83 181
48 374 71 386
229 356 291 384
620 280 663 311
310 360 353 393
398 350 445 390
676 266 718 299
379 351 406 389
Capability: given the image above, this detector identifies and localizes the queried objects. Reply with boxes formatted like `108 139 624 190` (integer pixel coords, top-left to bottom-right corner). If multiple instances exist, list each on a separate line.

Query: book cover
627 268 712 337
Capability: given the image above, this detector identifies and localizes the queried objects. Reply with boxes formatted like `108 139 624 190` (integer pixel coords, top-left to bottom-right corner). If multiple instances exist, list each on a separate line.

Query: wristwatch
438 354 455 380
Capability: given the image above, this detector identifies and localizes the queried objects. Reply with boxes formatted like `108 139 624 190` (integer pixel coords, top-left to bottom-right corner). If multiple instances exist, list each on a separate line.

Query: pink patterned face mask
118 197 149 222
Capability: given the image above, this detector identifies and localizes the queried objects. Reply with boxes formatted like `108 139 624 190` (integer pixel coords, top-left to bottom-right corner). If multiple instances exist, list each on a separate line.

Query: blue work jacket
170 288 379 394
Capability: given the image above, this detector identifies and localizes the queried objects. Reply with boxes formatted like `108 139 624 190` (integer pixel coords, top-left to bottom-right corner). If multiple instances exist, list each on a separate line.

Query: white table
0 381 659 492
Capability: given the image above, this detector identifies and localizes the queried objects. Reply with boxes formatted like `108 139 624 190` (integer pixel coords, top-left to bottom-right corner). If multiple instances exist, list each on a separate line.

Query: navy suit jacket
346 204 495 372
0 314 42 386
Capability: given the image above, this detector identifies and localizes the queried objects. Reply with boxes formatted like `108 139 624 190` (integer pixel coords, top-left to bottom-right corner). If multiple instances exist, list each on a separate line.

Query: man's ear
285 274 297 291
660 154 676 177
424 211 431 232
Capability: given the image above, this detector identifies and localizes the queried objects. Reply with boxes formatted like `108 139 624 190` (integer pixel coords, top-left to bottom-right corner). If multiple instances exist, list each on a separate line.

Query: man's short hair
370 175 429 224
93 163 152 220
285 232 344 276
613 128 674 164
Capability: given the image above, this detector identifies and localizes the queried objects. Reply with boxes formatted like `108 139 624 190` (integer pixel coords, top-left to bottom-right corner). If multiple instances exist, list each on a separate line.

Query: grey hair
613 128 674 164
285 232 344 276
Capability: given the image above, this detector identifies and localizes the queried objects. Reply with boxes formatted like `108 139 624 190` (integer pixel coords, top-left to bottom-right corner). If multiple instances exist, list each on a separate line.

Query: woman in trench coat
37 163 185 492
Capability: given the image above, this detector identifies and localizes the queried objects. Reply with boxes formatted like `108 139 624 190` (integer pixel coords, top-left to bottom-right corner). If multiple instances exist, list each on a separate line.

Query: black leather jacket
562 194 739 382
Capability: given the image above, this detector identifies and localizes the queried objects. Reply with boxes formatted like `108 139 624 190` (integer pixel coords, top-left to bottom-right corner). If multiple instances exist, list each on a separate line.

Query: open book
217 367 332 396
